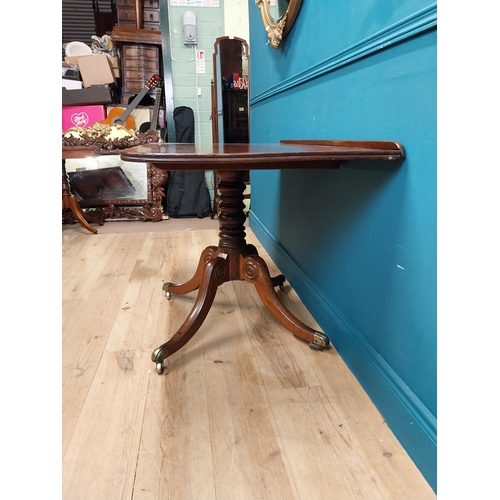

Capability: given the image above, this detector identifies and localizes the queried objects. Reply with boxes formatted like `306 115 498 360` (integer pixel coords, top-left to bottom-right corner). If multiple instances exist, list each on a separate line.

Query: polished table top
119 140 405 170
117 139 406 374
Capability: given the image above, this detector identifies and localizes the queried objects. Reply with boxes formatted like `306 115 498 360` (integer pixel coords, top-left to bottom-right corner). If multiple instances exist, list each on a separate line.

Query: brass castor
309 342 323 351
162 282 172 300
309 332 330 351
152 345 168 375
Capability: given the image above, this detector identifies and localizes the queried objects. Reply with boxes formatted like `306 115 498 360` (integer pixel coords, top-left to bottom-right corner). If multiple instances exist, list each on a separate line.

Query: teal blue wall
248 1 437 491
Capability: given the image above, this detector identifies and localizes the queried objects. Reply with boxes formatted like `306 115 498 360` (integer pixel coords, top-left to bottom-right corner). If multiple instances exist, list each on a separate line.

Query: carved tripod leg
240 255 329 351
244 244 285 290
153 255 229 374
162 245 218 298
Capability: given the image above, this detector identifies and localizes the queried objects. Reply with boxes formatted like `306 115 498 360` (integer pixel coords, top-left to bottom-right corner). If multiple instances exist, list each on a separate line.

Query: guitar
100 74 161 129
139 81 167 141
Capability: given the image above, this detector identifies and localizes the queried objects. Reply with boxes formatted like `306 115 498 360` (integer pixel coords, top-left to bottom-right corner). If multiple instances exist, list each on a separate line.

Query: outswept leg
62 160 97 234
153 254 229 374
152 167 328 375
62 196 98 234
162 245 218 298
240 254 329 350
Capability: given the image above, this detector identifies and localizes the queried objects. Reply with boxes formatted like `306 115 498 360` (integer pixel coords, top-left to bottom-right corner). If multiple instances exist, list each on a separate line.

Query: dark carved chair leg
162 245 218 298
153 255 229 374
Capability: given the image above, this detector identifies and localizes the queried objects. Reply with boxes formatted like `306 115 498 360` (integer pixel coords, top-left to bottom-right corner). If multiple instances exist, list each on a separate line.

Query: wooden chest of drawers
143 0 161 31
121 43 161 104
117 0 160 31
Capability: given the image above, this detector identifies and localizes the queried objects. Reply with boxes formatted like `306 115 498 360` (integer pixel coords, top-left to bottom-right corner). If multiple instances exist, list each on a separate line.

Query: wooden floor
62 222 436 500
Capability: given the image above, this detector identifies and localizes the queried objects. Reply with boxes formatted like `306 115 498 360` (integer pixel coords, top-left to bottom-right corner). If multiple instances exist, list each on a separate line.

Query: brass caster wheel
309 342 324 351
162 282 172 300
309 332 330 351
152 345 168 374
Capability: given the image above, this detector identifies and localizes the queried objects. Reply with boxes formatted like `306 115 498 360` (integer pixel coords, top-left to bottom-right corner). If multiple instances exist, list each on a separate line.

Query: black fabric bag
173 106 195 143
164 106 212 218
166 170 211 218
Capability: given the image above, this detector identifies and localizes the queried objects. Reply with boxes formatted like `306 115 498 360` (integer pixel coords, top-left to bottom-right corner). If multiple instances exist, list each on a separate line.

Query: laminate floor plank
63 233 149 456
62 348 151 500
201 282 301 500
62 232 122 301
62 223 435 500
132 322 216 500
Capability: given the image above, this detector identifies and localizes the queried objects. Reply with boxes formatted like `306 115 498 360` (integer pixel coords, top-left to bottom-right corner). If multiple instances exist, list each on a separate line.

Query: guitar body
100 108 135 129
98 74 160 131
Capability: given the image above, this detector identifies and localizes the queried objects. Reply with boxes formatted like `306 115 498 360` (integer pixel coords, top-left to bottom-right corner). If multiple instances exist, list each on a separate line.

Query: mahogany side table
120 140 405 374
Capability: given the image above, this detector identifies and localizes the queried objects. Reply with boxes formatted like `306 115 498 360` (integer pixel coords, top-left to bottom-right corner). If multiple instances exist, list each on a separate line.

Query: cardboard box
69 54 116 88
62 105 106 131
64 56 80 67
62 85 113 106
64 54 120 80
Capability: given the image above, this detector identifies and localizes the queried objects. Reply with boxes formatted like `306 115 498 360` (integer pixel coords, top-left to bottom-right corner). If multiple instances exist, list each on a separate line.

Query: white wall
224 0 249 42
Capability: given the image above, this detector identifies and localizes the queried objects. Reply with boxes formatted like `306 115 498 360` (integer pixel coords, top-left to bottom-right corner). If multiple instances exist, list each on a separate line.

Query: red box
62 105 105 131
233 77 249 90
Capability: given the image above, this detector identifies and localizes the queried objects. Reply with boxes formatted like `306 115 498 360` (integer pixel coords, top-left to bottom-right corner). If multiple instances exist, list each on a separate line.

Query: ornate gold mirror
256 0 303 49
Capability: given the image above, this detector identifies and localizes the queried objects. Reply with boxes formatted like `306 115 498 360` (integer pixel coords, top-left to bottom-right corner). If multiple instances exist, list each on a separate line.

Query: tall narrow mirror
211 36 250 145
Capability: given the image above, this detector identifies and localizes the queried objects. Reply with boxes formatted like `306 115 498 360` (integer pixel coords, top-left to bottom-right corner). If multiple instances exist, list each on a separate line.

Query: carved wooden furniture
62 146 100 234
116 0 160 30
120 43 161 104
73 161 168 223
143 0 161 31
120 140 405 374
210 37 250 218
63 146 168 226
93 0 117 36
111 0 162 104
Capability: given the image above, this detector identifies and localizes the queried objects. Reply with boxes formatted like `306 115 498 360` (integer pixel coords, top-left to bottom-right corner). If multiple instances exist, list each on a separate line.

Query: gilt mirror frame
256 0 303 49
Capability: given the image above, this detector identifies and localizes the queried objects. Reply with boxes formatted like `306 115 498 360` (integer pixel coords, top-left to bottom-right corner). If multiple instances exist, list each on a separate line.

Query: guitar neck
115 86 152 124
149 86 162 132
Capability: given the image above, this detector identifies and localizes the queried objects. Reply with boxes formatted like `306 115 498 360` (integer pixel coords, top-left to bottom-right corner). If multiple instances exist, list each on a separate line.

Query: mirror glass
269 0 290 21
65 157 148 202
256 0 303 49
64 156 168 222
